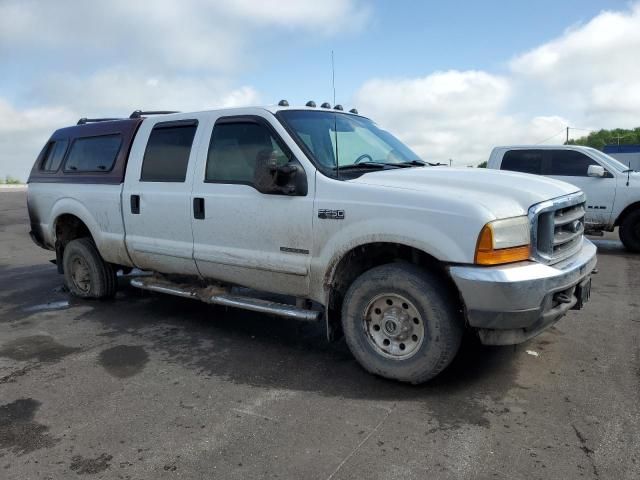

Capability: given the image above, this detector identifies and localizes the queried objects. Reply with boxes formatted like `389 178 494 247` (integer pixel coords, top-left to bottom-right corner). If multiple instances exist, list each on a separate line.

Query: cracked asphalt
1 189 638 479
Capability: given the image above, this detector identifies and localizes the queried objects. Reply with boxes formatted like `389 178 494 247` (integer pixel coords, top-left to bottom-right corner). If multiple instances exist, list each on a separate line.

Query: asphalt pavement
1 189 638 479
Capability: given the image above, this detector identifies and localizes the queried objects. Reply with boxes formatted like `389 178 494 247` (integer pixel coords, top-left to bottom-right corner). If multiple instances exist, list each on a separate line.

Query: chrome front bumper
448 238 597 345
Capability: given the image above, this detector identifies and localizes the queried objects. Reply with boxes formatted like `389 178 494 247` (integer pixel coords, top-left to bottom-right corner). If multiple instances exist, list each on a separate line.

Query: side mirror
587 165 605 178
254 150 308 196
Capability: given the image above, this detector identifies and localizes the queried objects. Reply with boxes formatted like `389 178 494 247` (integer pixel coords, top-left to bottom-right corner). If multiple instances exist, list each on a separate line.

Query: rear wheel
619 210 640 252
341 263 463 384
62 238 117 299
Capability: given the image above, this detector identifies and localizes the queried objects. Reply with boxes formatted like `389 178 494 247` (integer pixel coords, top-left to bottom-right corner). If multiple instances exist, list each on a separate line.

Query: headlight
475 216 531 265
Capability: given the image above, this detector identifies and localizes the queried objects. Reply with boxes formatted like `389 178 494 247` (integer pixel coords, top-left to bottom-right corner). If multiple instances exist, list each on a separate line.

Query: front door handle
130 195 140 214
193 197 205 219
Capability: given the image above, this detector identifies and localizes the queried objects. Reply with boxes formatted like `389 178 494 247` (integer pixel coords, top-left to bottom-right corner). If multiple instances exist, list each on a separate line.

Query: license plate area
572 277 592 310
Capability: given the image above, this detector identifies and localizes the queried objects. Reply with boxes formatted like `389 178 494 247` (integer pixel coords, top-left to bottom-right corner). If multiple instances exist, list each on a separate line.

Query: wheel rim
362 293 425 360
70 256 91 293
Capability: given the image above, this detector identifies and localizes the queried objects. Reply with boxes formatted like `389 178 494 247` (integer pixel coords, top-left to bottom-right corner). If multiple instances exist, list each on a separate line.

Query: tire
619 210 640 252
341 263 463 384
62 238 117 299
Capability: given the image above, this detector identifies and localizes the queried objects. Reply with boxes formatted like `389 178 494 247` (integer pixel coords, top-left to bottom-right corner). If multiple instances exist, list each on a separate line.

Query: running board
130 278 321 322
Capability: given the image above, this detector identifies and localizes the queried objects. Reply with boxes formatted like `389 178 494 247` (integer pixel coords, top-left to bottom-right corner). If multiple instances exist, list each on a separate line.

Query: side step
130 277 321 322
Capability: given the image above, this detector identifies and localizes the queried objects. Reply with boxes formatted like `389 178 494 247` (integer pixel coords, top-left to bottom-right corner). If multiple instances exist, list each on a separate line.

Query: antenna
332 50 340 179
331 51 336 106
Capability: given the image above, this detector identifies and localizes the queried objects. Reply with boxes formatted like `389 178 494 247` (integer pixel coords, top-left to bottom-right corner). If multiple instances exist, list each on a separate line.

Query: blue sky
243 0 627 106
1 0 638 179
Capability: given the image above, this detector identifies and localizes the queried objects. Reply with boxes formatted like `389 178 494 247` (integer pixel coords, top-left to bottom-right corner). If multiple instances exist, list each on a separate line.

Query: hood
349 167 580 219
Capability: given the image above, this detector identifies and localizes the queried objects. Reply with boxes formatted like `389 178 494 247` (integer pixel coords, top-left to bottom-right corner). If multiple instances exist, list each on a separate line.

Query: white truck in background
27 104 597 383
488 145 640 251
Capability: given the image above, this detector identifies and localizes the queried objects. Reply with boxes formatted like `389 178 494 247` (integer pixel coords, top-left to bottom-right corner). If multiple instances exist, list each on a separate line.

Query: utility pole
611 133 631 145
449 159 452 167
566 126 570 144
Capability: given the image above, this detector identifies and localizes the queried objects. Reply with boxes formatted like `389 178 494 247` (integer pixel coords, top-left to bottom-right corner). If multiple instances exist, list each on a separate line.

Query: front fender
308 216 471 304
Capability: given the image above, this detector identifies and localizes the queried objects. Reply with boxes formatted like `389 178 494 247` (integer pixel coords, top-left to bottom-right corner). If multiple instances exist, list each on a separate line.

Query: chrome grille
529 192 586 264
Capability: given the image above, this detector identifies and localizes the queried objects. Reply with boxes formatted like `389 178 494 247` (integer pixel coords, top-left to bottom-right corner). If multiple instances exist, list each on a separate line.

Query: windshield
277 110 422 172
589 148 635 172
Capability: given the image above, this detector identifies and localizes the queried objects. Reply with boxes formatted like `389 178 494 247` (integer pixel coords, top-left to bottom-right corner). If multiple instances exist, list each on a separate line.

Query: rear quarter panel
27 183 132 266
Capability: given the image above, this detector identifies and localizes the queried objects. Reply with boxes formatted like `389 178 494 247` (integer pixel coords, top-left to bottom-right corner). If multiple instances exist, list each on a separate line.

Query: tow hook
555 292 573 304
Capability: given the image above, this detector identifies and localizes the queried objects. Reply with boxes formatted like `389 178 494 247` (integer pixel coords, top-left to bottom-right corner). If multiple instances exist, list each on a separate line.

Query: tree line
566 127 640 150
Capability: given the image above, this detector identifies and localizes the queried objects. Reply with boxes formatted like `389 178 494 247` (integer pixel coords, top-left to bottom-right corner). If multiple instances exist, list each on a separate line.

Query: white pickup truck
27 104 597 383
488 145 640 251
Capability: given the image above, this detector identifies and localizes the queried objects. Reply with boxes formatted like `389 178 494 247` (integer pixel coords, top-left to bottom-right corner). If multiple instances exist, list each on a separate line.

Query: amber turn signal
475 223 531 265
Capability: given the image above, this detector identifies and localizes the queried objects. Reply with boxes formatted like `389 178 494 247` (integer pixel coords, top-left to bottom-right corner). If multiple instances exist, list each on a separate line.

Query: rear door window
501 150 543 174
41 139 69 172
140 121 198 182
546 150 599 176
64 135 122 172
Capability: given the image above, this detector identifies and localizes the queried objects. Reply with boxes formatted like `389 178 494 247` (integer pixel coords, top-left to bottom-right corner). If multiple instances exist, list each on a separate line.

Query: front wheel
341 263 463 384
62 238 117 299
619 210 640 252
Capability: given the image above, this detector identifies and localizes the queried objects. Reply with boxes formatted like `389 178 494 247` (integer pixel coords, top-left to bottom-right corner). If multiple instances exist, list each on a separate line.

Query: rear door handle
193 197 205 219
130 194 140 214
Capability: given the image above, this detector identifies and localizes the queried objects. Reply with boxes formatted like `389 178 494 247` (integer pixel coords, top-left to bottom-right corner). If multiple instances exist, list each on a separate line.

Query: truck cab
488 145 640 251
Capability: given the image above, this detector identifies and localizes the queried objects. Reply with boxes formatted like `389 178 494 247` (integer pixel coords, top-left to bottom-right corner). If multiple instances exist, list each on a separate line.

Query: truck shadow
1 266 525 432
84 282 524 401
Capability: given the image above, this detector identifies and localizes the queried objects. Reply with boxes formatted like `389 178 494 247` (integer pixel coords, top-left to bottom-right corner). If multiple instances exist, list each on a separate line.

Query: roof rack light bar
77 117 122 125
129 110 180 119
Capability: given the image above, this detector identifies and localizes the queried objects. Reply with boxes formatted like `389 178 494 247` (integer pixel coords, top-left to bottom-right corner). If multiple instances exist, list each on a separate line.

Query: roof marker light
305 101 316 107
334 104 343 111
320 102 331 109
278 99 289 106
349 108 359 114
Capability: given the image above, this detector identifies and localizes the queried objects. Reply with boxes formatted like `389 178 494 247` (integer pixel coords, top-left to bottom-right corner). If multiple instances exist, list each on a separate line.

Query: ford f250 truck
488 145 640 252
27 103 597 383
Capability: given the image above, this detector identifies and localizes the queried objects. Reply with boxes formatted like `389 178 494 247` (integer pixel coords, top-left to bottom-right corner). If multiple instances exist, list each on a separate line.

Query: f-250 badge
318 209 345 220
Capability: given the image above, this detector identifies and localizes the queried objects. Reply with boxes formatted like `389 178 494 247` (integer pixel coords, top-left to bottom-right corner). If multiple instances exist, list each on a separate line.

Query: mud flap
55 241 64 274
325 307 343 342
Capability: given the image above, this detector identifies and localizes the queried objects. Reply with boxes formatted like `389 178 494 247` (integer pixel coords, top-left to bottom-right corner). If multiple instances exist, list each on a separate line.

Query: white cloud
510 3 640 126
30 69 261 116
357 71 510 118
0 0 370 72
354 3 640 166
3 2 640 178
0 99 77 180
355 71 569 166
217 0 371 33
0 71 262 179
0 0 369 179
0 68 262 179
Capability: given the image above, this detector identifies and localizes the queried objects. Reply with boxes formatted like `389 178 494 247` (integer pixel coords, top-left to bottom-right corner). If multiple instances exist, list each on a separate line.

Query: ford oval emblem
571 220 582 233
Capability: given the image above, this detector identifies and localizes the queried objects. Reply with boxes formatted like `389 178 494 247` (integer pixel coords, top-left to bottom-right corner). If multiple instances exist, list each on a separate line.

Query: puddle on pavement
0 398 58 455
0 335 80 363
98 345 149 378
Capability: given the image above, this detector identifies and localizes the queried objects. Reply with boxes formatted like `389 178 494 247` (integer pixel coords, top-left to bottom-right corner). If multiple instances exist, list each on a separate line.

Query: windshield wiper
397 160 428 167
337 160 432 171
337 162 400 170
399 159 446 167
